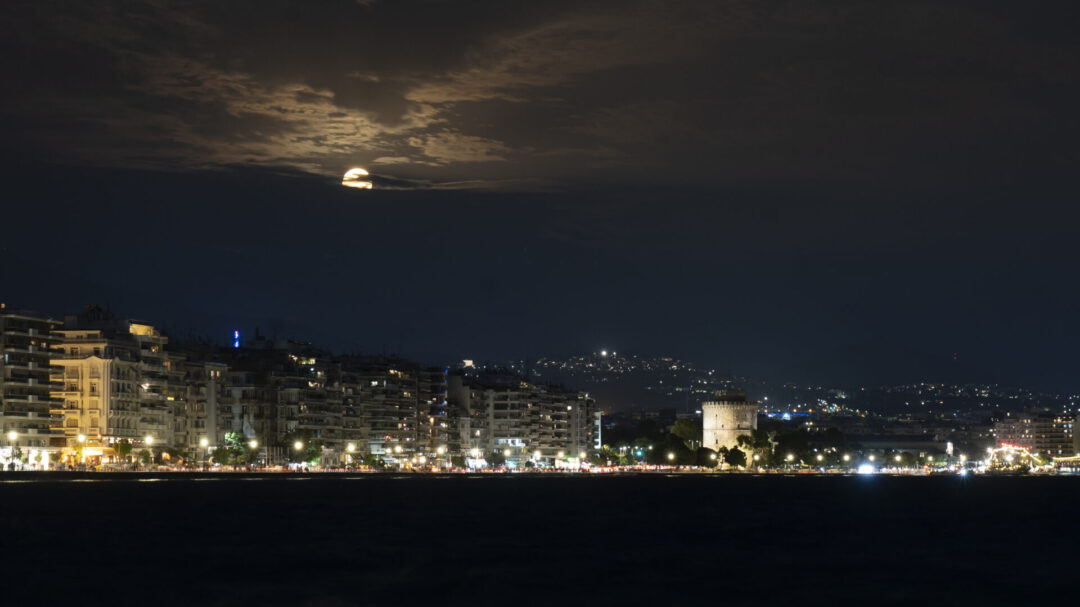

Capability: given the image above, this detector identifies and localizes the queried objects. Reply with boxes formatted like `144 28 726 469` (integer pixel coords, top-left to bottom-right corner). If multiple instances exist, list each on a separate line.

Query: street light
667 452 675 461
199 437 209 448
579 451 586 459
249 439 258 450
294 440 303 451
842 454 850 462
145 435 154 467
533 450 541 460
6 431 16 467
868 454 876 462
816 454 824 462
557 451 565 459
77 434 86 444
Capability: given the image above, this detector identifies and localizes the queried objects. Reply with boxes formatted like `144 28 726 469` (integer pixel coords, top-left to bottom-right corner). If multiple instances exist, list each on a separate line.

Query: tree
223 432 245 452
212 432 249 467
670 418 702 450
489 450 507 467
737 429 774 466
593 446 620 466
647 435 691 465
450 455 465 469
115 439 133 462
211 448 232 466
697 448 719 468
724 446 747 468
281 430 322 465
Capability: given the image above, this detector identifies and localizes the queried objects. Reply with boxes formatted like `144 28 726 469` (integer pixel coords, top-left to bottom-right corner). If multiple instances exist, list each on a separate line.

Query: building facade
993 411 1075 458
1 306 62 468
449 372 599 467
49 309 189 464
702 390 758 454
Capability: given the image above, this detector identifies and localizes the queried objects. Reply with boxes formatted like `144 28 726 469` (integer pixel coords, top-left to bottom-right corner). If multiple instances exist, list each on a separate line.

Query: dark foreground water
0 473 1074 606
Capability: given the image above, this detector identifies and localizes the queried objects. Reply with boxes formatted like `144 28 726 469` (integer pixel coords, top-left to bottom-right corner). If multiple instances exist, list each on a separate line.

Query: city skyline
4 4 1078 604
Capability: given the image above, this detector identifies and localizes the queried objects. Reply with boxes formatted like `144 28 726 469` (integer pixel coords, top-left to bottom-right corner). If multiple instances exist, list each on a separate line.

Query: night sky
2 1 1078 388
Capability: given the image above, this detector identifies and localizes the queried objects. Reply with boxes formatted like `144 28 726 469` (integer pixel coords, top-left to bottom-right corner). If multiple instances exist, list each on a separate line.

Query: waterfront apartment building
993 411 1076 458
50 308 187 463
337 356 448 465
0 305 62 467
449 372 599 466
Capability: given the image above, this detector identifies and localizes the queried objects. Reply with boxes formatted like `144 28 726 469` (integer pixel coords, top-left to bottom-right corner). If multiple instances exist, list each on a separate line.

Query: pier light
294 441 303 450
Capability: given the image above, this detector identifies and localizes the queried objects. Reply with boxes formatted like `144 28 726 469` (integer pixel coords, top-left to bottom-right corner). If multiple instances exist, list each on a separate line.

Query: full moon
342 167 373 189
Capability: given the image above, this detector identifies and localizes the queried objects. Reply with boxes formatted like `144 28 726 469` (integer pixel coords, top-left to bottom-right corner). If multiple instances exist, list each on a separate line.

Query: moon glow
342 167 373 189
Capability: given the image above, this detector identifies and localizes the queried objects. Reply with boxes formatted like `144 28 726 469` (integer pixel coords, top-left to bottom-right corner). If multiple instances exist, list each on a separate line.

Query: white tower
702 390 759 453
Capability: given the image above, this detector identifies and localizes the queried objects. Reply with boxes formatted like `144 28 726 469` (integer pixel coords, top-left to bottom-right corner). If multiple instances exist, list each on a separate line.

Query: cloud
372 156 415 165
407 132 512 164
1 1 1077 192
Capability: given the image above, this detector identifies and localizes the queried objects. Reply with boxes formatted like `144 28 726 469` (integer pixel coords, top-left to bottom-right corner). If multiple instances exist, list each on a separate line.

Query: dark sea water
1 473 1074 606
